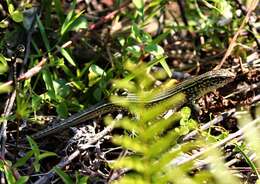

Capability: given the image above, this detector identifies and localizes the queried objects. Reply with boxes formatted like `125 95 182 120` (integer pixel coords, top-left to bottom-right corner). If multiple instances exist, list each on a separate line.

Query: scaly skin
30 69 235 139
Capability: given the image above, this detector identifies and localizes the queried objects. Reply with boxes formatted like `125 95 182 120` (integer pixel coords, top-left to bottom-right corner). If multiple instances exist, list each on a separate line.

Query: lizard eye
16 44 25 53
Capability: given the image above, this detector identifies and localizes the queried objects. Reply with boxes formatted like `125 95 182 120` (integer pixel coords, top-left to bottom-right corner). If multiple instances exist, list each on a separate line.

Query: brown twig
88 0 131 30
176 0 188 27
0 8 39 182
34 122 115 184
215 0 259 70
234 0 260 49
172 116 260 166
0 57 47 89
0 91 16 184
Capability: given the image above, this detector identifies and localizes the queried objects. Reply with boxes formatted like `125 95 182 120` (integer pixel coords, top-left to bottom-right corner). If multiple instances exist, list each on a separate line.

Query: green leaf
93 88 102 101
149 0 162 7
42 69 56 99
77 175 88 184
113 136 148 153
159 59 172 78
179 126 190 135
60 0 77 35
61 9 85 36
11 10 23 22
16 176 29 184
33 162 40 173
36 15 51 52
144 113 182 140
3 163 16 184
70 80 84 90
111 156 145 173
0 55 8 74
54 0 64 23
216 0 232 18
0 161 4 172
131 24 142 42
58 59 72 75
7 3 14 14
126 45 142 57
31 95 42 112
144 44 164 56
56 102 68 118
89 64 106 76
0 19 8 28
235 144 260 178
13 150 34 168
38 152 57 160
118 37 125 46
154 145 183 171
0 83 12 94
124 56 167 81
187 119 197 130
70 15 88 31
53 167 74 184
180 107 191 120
60 48 76 67
5 170 15 184
62 10 74 32
0 54 7 65
53 79 71 98
132 0 144 18
152 30 170 44
26 136 40 159
115 118 141 133
132 0 144 9
26 137 56 172
16 95 30 119
148 130 179 158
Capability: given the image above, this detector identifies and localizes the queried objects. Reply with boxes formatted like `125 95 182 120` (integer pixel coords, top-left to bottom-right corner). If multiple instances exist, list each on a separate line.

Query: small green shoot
54 167 89 184
25 136 57 172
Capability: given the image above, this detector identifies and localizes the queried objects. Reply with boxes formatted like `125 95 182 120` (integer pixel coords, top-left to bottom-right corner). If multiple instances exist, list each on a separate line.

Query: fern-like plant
107 63 240 184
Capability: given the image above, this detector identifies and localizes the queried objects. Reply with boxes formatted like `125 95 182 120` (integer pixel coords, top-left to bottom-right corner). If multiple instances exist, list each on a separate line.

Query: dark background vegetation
0 0 259 183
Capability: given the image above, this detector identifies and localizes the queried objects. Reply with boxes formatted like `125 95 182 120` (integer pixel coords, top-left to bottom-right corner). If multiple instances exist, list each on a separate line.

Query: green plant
0 159 29 184
54 167 89 184
13 136 56 172
0 136 56 183
108 63 239 184
0 0 24 28
0 54 11 93
0 0 258 183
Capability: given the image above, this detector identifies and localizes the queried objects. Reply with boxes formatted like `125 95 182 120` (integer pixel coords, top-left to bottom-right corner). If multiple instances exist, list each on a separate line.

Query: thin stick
215 0 259 70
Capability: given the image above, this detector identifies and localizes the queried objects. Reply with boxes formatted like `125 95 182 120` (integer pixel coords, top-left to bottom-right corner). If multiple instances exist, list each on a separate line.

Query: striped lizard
29 69 235 139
